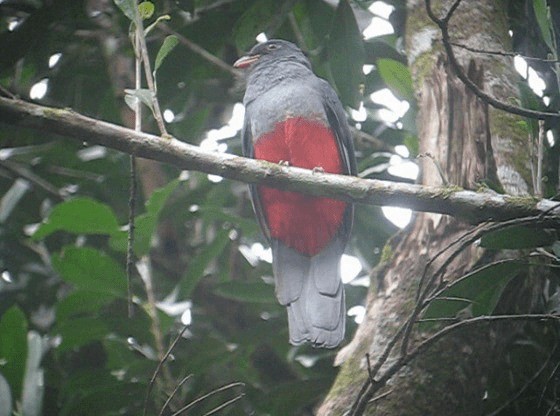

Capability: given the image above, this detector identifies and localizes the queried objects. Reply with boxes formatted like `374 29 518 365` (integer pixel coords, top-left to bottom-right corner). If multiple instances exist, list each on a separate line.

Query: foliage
0 0 559 415
0 0 404 414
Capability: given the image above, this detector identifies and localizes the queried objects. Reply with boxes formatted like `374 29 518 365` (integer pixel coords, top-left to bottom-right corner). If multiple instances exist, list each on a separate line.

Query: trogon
234 39 356 348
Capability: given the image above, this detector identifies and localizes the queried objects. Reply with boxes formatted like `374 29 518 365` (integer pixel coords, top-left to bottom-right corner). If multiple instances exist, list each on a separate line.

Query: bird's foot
312 166 325 174
278 160 290 166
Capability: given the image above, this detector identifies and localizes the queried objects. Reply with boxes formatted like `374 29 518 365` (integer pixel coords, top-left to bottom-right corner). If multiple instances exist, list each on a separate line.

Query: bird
234 39 356 348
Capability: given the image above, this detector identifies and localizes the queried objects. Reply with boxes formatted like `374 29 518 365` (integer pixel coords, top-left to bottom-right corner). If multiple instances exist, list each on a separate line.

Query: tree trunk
318 1 544 414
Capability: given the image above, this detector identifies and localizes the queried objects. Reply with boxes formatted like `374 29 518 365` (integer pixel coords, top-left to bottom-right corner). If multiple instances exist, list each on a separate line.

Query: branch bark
0 96 558 222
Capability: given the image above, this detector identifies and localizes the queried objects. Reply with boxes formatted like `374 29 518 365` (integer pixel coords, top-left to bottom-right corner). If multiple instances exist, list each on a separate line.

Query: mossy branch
1 96 559 223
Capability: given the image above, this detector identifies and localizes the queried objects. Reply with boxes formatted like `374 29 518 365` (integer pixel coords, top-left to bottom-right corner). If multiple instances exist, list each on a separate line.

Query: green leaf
266 378 332 414
137 1 154 20
480 225 556 250
214 281 276 304
104 338 155 379
33 197 119 240
58 370 144 416
56 317 109 352
113 0 137 22
377 58 414 102
0 374 12 416
364 36 404 63
56 291 115 322
154 35 179 74
144 14 171 36
328 0 365 108
0 307 27 402
233 0 284 51
403 133 419 157
533 0 555 52
110 179 180 255
422 261 523 326
180 229 230 297
124 88 155 113
52 246 127 296
291 0 334 51
197 206 259 235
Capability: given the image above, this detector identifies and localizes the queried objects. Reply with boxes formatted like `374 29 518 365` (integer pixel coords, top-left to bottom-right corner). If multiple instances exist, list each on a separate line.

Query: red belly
254 117 346 256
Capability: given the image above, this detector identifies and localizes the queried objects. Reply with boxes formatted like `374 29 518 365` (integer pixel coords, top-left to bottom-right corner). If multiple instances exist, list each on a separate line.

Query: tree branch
425 0 560 121
1 96 559 222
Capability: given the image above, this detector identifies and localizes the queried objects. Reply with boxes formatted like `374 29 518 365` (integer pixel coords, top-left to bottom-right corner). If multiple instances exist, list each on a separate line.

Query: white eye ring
267 43 279 51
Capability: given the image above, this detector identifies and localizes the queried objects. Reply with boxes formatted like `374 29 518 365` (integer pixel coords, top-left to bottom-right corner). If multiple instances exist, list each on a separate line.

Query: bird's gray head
233 39 311 73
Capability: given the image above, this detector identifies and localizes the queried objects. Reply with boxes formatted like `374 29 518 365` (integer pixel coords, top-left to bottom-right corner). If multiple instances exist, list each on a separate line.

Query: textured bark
318 1 546 414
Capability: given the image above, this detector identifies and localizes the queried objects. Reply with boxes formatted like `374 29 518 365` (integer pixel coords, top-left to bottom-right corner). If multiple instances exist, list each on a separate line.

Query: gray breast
248 83 328 140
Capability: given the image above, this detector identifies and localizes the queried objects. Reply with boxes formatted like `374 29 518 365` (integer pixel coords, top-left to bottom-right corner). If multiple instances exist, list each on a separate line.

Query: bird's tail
286 277 345 348
272 239 346 348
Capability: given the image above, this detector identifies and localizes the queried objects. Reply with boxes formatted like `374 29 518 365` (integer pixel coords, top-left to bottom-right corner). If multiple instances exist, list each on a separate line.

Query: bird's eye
267 43 279 51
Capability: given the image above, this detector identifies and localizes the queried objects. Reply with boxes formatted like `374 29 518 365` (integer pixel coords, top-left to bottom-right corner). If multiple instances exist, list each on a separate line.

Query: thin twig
0 84 16 99
531 131 538 194
548 5 560 119
170 382 245 416
351 216 560 415
441 0 462 23
537 120 545 197
348 323 407 415
126 156 137 318
369 322 408 378
416 317 459 323
484 344 558 416
415 215 557 321
422 258 527 307
416 215 547 305
418 214 560 307
417 152 448 185
159 374 193 416
140 257 175 409
127 29 142 319
0 160 65 200
405 315 559 378
159 24 240 77
288 11 307 52
402 221 495 356
143 322 189 416
351 126 394 153
133 11 168 136
349 314 560 415
201 393 245 416
416 221 491 300
449 41 560 63
538 354 560 408
368 390 392 404
365 353 375 382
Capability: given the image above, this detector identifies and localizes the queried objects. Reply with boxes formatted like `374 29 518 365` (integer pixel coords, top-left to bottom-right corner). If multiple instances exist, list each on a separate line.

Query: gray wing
241 113 271 242
318 78 356 246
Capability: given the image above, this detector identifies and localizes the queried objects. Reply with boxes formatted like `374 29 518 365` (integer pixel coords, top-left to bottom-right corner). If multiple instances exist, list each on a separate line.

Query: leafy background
0 0 559 415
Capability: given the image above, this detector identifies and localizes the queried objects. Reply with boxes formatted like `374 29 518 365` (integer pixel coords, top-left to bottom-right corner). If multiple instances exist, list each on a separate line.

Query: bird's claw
278 160 290 166
312 166 325 174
